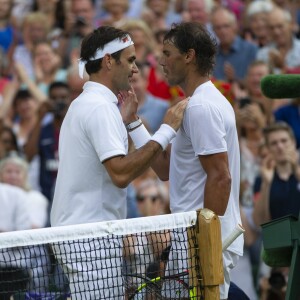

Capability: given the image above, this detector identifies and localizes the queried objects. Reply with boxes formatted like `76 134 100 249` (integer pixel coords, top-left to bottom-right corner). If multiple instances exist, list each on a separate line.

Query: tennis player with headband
50 26 189 299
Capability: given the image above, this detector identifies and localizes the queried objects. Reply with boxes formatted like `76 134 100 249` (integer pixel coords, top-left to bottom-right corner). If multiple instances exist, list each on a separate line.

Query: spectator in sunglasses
136 178 168 217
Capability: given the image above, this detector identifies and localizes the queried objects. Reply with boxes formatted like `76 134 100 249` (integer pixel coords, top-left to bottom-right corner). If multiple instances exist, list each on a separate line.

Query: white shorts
220 250 239 299
164 230 240 299
52 237 124 299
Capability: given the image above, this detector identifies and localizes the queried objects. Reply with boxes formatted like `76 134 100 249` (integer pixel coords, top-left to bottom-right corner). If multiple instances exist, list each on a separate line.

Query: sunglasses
136 195 159 203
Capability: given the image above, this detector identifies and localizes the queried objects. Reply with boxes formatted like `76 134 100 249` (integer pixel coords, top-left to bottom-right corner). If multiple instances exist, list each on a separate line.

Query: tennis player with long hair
124 22 244 299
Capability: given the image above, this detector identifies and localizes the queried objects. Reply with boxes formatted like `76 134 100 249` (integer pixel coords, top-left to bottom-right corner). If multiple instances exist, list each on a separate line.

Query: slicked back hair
163 22 217 76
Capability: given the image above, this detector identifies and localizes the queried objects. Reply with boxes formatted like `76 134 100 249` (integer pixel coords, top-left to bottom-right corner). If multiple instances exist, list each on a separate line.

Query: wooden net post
188 208 224 299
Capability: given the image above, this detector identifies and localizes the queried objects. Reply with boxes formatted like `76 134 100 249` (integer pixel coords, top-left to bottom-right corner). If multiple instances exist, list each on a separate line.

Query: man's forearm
204 175 231 216
24 123 42 161
253 180 271 227
151 146 171 181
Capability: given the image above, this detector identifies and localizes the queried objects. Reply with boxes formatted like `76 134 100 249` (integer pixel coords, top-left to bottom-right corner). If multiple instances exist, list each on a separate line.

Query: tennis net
0 209 224 299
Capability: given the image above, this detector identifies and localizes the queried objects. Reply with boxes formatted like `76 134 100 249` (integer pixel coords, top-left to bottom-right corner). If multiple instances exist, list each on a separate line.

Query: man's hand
268 49 285 69
119 86 139 124
37 101 54 121
261 153 275 184
285 145 300 179
163 97 189 131
224 62 235 82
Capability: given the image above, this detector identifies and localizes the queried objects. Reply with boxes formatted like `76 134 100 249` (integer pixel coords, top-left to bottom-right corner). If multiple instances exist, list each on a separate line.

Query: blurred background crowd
0 0 300 299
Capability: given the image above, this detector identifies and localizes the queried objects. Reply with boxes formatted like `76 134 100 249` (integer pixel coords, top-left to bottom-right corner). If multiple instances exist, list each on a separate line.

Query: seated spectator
10 89 42 190
271 0 300 34
61 0 95 67
0 156 48 228
211 6 258 83
13 12 50 79
233 60 274 124
24 81 72 202
0 155 52 292
100 0 130 28
253 122 300 227
256 7 300 74
12 89 39 152
0 181 31 232
237 102 266 208
0 181 32 298
142 0 173 32
32 40 67 95
135 178 169 217
182 0 216 38
244 1 274 48
123 177 170 285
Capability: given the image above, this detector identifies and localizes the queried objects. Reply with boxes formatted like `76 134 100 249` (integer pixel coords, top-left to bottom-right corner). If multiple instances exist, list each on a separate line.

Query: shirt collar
218 36 241 54
83 81 118 105
193 80 214 95
231 36 242 52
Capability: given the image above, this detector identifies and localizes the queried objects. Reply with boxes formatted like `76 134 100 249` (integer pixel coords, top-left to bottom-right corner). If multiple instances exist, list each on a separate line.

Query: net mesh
0 211 201 300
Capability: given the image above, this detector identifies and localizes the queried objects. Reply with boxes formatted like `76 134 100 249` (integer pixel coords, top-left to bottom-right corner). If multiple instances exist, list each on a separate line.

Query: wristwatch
125 118 142 131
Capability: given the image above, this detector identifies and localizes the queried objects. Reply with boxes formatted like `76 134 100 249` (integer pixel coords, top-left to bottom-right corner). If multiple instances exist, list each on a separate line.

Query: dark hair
263 121 295 145
49 81 70 93
80 26 130 76
163 22 217 76
13 89 32 107
154 29 169 43
269 270 286 291
0 126 19 155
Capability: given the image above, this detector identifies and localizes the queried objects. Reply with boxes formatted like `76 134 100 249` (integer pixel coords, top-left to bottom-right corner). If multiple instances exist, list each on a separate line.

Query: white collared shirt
51 81 128 226
170 81 243 256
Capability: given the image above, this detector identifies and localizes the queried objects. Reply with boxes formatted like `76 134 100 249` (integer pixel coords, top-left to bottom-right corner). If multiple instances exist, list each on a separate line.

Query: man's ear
185 49 196 63
103 54 113 70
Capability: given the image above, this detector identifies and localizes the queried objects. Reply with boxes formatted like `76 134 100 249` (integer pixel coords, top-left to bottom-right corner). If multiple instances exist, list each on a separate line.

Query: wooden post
188 208 224 299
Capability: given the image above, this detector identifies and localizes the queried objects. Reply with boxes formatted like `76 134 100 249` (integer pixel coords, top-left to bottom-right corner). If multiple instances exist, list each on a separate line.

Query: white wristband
129 124 151 149
151 124 176 150
125 117 142 131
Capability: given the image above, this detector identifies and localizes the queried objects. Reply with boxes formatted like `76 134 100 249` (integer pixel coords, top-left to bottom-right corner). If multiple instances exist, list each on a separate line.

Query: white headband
78 35 134 78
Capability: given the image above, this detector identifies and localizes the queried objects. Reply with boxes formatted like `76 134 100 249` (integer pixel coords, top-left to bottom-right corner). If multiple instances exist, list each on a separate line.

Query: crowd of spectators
0 0 300 299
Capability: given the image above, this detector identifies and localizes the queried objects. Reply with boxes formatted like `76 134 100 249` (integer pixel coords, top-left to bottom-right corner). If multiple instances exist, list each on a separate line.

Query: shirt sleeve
184 102 227 156
85 103 127 162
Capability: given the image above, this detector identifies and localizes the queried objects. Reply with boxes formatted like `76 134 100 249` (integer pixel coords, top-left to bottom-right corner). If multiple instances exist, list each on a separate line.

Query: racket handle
222 224 245 251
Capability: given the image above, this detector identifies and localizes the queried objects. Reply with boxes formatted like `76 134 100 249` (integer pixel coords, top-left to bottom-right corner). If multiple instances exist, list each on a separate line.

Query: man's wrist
129 124 151 148
125 117 142 131
151 124 176 150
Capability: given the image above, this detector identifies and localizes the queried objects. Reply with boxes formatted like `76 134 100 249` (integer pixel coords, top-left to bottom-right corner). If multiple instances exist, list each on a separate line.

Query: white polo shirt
0 183 31 232
170 81 243 256
51 82 128 227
